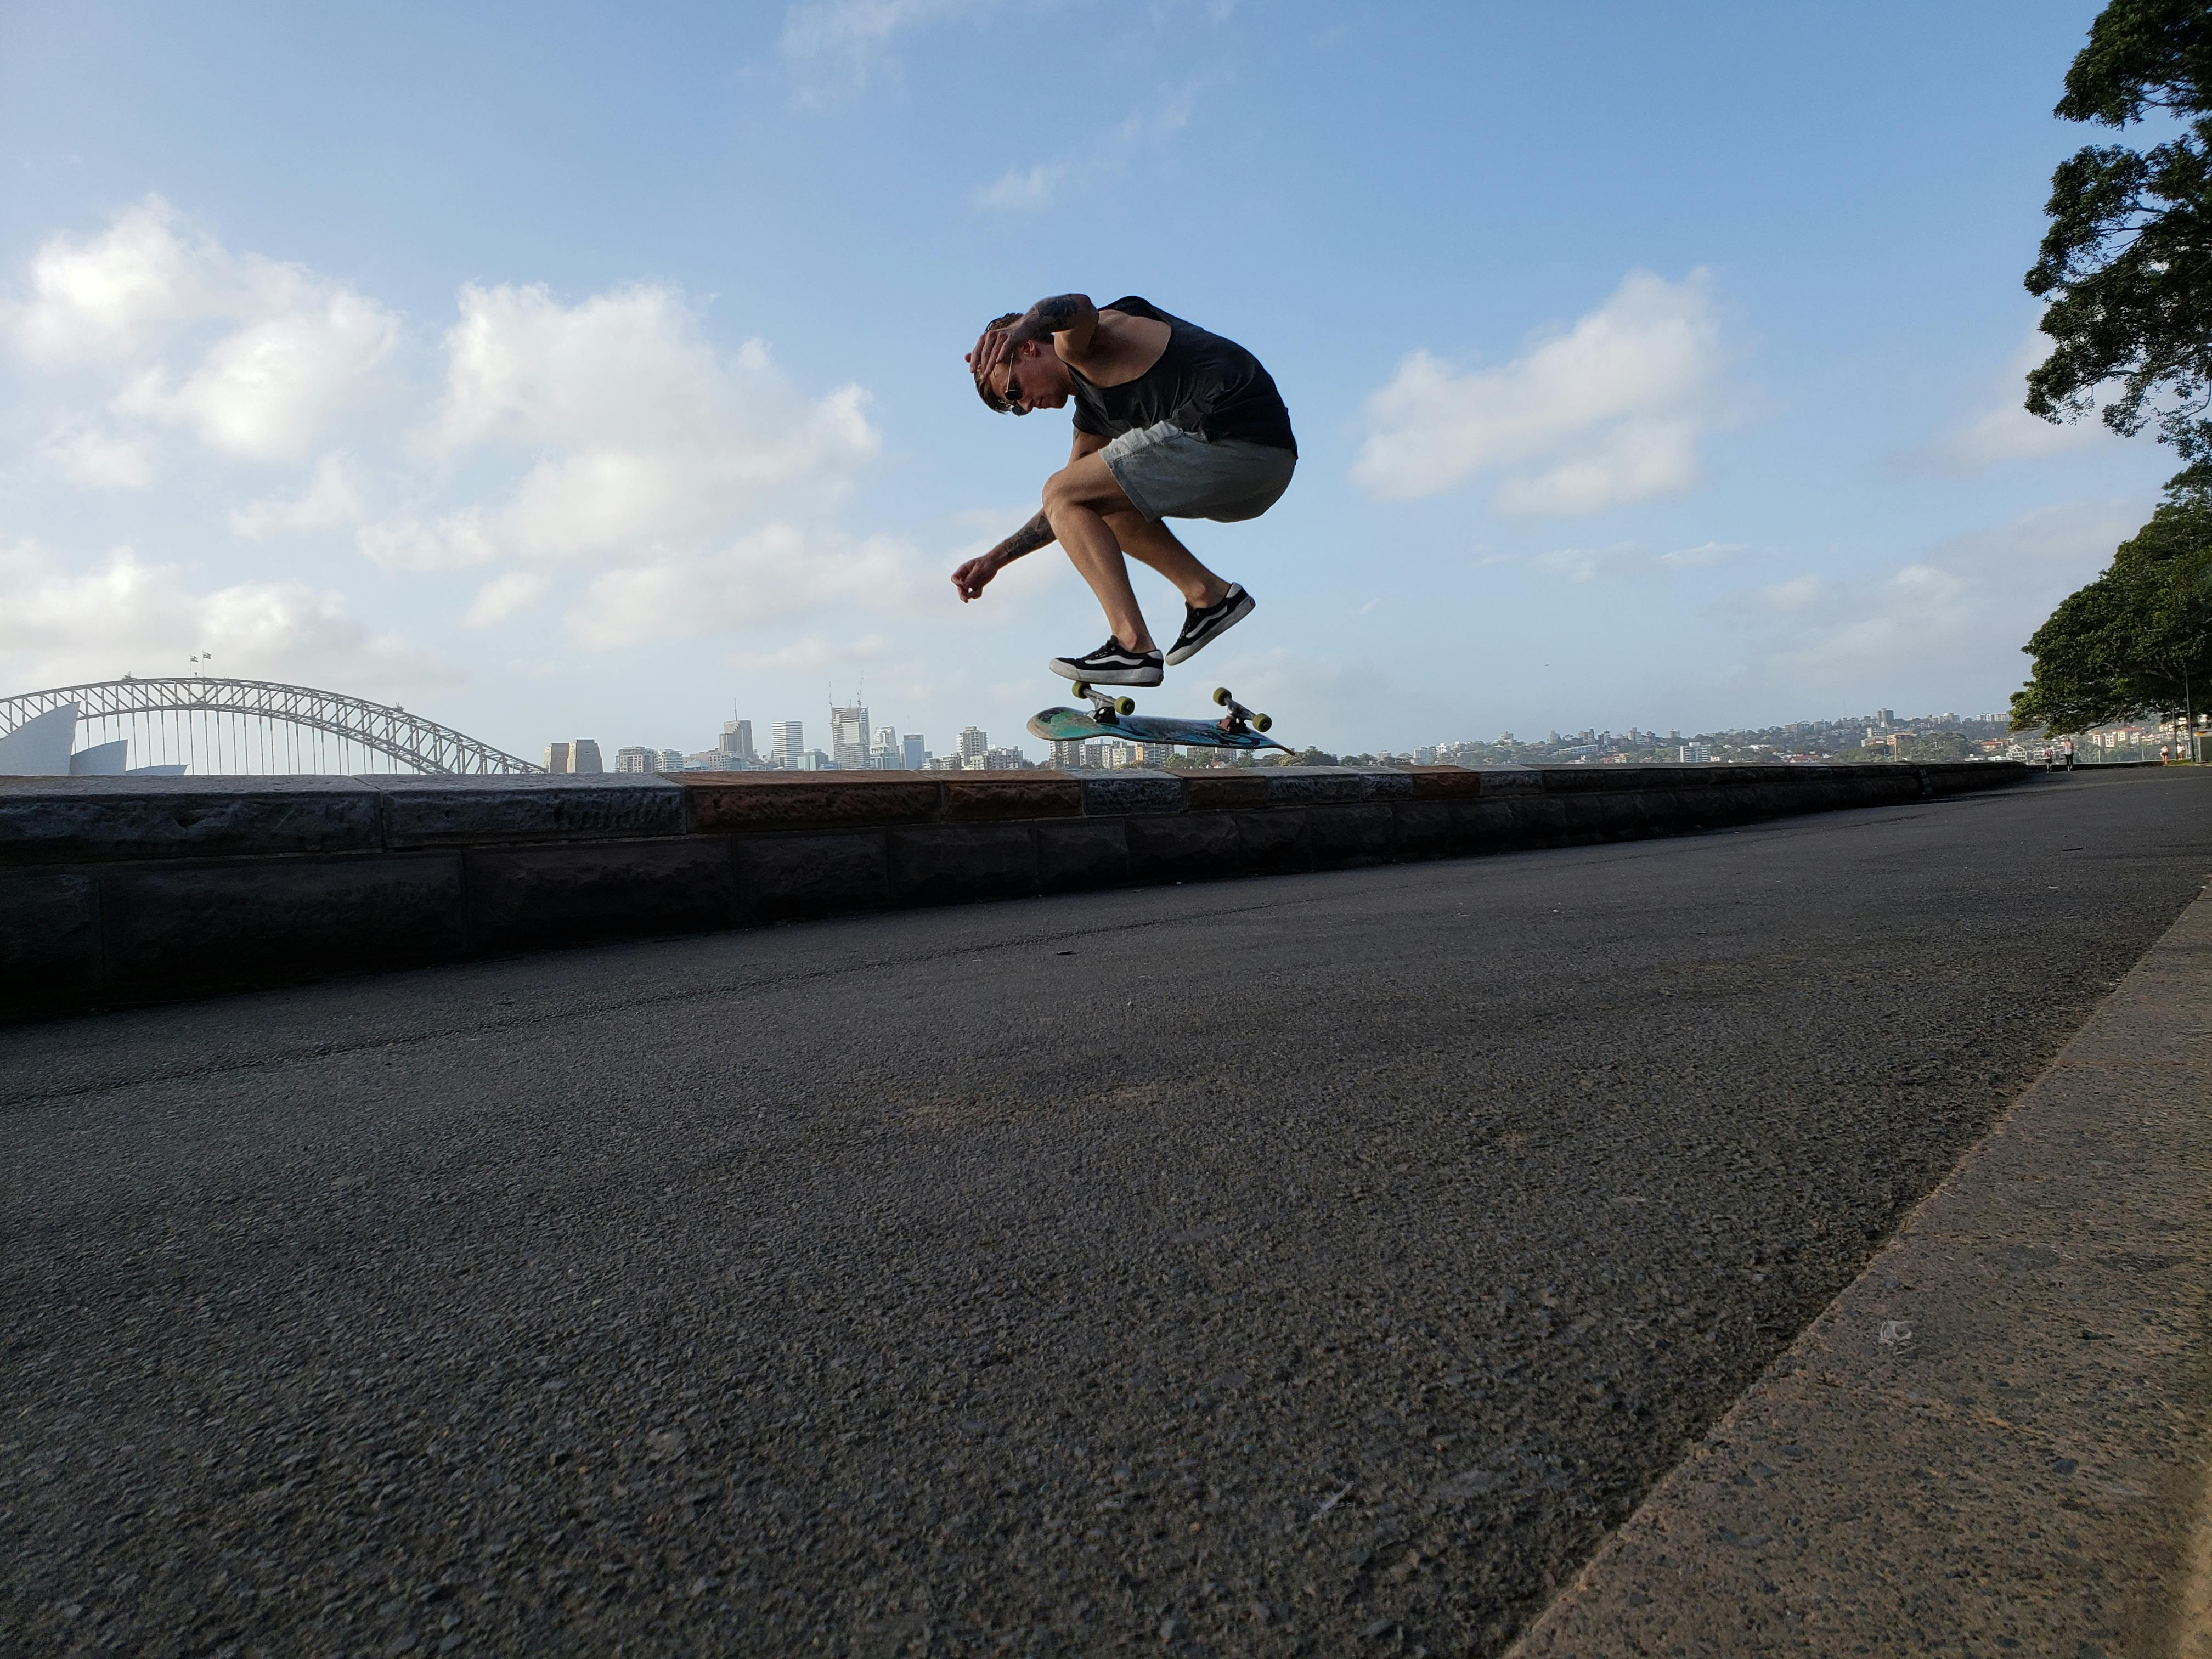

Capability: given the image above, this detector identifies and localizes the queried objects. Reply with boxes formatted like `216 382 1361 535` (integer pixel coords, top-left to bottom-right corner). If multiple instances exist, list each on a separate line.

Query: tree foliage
1895 731 1977 761
2012 470 2212 730
2026 1 2212 458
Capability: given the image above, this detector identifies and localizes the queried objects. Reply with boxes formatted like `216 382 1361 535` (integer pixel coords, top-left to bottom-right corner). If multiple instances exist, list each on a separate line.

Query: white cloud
402 282 876 569
8 202 910 659
331 278 901 650
4 198 227 364
37 421 154 489
975 163 1066 212
462 571 549 629
742 632 893 674
357 510 500 572
1661 540 1741 568
972 86 1197 214
229 454 369 539
0 539 450 694
1530 539 1746 582
1530 542 1634 582
1756 573 1826 612
1921 325 2111 472
8 198 403 463
566 526 928 650
1720 500 2139 699
781 0 986 105
117 288 400 461
1353 269 1737 513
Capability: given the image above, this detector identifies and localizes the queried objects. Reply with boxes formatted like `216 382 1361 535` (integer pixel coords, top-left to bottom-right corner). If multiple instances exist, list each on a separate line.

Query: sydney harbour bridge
0 676 541 775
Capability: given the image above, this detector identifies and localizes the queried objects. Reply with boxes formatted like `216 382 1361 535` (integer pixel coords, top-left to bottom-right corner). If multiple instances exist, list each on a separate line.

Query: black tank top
1068 296 1296 455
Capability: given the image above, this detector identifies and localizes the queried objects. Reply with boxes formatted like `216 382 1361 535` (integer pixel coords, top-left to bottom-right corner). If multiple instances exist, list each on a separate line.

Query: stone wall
0 762 2030 1020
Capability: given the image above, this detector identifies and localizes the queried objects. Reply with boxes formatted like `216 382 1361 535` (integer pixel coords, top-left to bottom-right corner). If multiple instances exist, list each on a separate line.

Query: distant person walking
954 294 1296 686
2062 737 2076 771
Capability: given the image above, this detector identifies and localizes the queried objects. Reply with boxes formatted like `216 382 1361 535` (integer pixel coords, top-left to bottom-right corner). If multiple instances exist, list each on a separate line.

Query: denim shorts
1099 420 1297 523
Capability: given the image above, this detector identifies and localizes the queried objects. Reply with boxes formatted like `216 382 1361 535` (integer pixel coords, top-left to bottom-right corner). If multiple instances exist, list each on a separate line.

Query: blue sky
0 0 2174 760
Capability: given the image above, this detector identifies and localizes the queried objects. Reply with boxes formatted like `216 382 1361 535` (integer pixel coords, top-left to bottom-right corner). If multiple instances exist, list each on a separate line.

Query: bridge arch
0 678 541 775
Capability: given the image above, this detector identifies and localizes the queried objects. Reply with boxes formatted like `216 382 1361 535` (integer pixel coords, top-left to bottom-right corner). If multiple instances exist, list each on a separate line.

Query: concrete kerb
1504 875 2212 1659
0 763 2032 1018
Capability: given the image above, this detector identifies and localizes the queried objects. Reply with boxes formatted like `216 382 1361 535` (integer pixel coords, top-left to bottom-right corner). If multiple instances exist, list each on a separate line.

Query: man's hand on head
967 326 1015 383
967 295 1096 389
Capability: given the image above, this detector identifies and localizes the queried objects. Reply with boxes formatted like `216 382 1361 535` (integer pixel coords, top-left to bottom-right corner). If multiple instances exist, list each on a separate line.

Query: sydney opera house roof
0 702 184 776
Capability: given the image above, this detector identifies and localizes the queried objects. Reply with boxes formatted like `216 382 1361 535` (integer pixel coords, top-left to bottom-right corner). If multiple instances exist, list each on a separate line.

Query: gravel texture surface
4 768 2209 1658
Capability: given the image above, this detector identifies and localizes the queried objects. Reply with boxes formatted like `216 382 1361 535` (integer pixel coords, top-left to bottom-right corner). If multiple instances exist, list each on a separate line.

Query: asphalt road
5 768 2209 1659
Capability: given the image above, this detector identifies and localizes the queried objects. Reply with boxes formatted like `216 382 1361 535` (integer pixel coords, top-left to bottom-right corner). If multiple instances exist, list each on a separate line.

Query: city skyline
544 692 2087 777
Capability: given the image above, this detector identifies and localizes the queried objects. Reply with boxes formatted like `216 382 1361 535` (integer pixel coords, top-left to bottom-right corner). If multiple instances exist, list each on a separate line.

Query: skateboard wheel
1070 680 1090 697
1113 696 1135 716
1254 714 1272 733
1212 686 1232 706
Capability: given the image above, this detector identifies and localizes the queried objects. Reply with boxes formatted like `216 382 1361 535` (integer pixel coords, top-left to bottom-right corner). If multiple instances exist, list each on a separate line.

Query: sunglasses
997 357 1030 415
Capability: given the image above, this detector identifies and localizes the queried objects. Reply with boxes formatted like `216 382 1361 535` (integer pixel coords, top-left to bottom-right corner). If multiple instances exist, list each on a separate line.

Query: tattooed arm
969 294 1098 383
953 510 1055 602
951 431 1105 602
1007 293 1097 353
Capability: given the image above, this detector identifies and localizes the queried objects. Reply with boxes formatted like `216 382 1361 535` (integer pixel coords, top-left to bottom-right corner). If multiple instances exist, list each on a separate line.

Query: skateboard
1026 683 1290 754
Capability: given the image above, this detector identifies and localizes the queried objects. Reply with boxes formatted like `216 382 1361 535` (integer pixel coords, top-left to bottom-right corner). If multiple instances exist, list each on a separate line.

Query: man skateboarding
953 294 1296 686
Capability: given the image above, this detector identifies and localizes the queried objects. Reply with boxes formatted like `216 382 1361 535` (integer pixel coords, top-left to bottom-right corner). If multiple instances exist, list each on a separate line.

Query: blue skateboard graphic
1026 684 1289 754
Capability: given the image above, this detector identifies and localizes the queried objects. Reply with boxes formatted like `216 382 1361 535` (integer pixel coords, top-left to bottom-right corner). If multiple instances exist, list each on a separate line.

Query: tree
1895 731 1977 761
2012 471 2212 742
2025 1 2212 458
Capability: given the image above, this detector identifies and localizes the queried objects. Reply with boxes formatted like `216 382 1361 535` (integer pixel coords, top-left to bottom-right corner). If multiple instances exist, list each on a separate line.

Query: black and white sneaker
1164 583 1255 666
1049 639 1164 685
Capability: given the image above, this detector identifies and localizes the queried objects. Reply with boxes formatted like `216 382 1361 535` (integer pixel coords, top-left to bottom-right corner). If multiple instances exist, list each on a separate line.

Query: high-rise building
902 733 926 770
720 719 754 763
571 739 604 775
1049 738 1086 769
830 702 870 771
544 741 571 774
870 725 900 769
958 725 987 763
984 746 1026 771
771 720 804 768
614 745 661 774
659 748 686 773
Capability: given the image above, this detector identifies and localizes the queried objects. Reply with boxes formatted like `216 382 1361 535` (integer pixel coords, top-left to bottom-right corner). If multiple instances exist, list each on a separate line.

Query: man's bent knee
1043 456 1132 518
1042 470 1095 514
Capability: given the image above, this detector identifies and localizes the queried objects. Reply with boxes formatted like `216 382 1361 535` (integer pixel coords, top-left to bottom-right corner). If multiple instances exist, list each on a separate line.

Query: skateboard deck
1027 682 1289 754
1026 706 1288 752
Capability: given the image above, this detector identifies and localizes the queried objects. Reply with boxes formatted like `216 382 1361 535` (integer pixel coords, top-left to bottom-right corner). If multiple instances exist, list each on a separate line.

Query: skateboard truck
1069 680 1136 724
1211 686 1273 736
